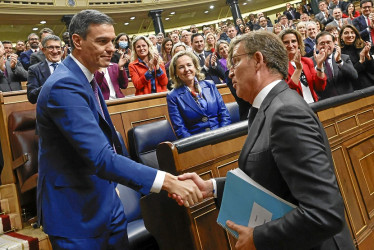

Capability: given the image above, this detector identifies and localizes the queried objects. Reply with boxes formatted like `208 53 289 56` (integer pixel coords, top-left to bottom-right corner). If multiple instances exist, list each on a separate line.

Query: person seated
129 36 168 95
94 57 129 100
167 51 231 139
280 29 327 103
340 24 374 90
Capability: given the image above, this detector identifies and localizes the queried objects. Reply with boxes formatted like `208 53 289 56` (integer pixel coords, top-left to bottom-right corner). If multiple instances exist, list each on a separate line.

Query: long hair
279 29 306 56
339 24 365 49
131 35 160 65
161 38 173 63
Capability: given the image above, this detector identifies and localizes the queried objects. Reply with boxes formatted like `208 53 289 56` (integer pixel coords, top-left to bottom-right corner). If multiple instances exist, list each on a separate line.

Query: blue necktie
51 63 58 72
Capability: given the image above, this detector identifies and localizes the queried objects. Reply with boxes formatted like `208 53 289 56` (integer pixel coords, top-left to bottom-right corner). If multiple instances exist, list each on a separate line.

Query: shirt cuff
156 68 164 77
203 65 209 72
211 178 217 198
150 170 166 193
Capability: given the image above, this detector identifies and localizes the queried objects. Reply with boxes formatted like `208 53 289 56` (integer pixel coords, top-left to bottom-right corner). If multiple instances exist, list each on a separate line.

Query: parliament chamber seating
225 102 240 123
128 120 177 169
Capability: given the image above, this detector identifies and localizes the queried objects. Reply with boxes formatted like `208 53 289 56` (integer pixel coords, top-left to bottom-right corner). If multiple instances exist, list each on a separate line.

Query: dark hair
2 40 12 45
161 38 173 62
39 28 54 38
191 33 204 43
114 33 130 49
316 31 335 44
279 29 306 56
360 0 373 8
339 24 365 49
69 9 113 50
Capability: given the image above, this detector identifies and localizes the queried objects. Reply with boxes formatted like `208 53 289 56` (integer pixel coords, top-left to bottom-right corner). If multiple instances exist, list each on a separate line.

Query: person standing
176 31 354 250
36 10 202 249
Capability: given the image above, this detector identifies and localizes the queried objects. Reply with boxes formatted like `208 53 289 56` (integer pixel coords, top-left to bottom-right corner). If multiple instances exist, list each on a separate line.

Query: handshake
162 173 214 207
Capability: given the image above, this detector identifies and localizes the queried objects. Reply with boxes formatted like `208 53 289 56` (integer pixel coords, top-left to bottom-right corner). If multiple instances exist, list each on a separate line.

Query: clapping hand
314 48 327 69
10 54 18 69
334 45 341 62
118 49 131 69
294 49 303 70
360 41 372 62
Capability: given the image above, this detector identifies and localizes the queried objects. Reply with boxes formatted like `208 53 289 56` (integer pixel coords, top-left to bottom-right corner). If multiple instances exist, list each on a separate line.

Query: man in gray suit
177 31 355 250
329 8 352 30
256 16 273 32
315 1 334 25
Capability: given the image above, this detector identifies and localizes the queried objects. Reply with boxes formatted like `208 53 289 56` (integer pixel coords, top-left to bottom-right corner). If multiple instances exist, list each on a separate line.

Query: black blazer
216 81 354 250
27 60 51 104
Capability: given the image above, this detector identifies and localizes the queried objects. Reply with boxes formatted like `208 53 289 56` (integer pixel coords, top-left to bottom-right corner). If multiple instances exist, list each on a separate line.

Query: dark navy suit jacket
36 55 157 238
19 49 34 70
353 15 372 44
167 80 231 138
27 60 51 104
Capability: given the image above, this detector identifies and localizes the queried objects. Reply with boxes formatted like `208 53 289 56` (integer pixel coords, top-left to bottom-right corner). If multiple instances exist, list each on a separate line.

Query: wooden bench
140 86 374 250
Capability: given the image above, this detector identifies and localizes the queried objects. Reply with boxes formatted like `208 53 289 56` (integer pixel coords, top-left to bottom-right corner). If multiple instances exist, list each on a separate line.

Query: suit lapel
238 81 288 167
40 61 51 81
178 87 205 115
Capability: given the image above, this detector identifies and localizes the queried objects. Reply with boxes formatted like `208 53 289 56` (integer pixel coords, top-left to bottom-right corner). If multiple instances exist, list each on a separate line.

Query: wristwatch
316 67 324 73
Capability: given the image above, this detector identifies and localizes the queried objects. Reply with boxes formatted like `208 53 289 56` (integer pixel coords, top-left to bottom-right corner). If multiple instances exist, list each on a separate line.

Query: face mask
118 41 128 49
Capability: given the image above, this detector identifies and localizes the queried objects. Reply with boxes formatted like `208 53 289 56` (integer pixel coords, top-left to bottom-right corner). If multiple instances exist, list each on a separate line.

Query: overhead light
32 27 38 31
40 20 46 24
170 12 175 15
204 11 209 14
130 16 135 20
210 5 214 9
124 22 129 25
243 2 247 5
165 17 170 20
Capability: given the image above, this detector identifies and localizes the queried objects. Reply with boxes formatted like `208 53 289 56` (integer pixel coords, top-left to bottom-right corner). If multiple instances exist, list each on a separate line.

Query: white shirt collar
252 80 281 109
70 54 94 82
46 59 61 65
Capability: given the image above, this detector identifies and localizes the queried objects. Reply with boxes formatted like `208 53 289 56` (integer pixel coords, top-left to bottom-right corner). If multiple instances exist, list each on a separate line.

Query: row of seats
5 102 240 249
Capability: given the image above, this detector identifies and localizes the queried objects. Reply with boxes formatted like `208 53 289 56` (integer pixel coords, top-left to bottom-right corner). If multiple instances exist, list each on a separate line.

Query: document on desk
217 168 296 238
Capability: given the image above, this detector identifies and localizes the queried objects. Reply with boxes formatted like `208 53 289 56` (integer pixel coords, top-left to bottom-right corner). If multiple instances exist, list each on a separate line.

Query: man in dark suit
283 2 297 20
20 33 40 70
191 33 221 84
36 10 202 249
353 0 374 51
315 1 334 25
313 31 358 100
304 21 318 57
27 35 62 104
30 28 54 67
329 0 349 12
177 31 354 250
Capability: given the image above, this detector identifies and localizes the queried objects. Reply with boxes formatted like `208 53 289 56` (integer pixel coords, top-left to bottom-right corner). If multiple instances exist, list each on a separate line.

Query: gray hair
42 35 61 48
27 33 39 41
171 42 187 56
228 32 288 79
69 9 113 50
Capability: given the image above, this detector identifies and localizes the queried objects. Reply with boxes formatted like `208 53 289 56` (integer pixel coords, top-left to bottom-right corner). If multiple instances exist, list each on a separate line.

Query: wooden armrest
12 153 29 170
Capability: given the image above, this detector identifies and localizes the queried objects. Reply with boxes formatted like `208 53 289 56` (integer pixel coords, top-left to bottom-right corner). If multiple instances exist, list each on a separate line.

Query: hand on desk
162 173 203 207
168 172 214 206
226 220 256 250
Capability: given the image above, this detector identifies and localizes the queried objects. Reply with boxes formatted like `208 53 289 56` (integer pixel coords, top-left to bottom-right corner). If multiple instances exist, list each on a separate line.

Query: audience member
170 33 180 44
325 24 340 41
129 36 168 95
244 25 251 33
280 29 327 103
30 28 54 66
20 33 39 70
313 31 358 100
227 24 238 42
161 37 173 76
329 0 349 12
204 33 216 53
278 15 290 29
215 40 230 72
342 3 360 20
314 19 325 32
246 13 259 31
218 22 230 42
315 1 334 26
330 8 352 31
352 0 374 52
297 21 307 39
167 51 231 138
111 33 131 76
190 25 199 34
2 41 27 92
273 23 283 35
257 12 273 27
300 13 311 22
15 40 25 56
304 21 319 56
2 41 13 59
0 41 21 92
62 31 71 57
302 0 314 15
148 34 158 50
284 3 297 20
257 16 273 32
181 30 192 51
27 35 63 104
171 42 187 56
340 24 374 89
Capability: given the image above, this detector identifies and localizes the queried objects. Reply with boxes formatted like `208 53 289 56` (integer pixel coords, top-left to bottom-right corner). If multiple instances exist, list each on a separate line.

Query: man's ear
71 34 82 51
253 51 264 70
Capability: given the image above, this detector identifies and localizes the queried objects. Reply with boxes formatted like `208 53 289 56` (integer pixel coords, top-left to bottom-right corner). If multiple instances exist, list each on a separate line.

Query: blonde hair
169 51 205 89
131 35 160 65
204 33 216 51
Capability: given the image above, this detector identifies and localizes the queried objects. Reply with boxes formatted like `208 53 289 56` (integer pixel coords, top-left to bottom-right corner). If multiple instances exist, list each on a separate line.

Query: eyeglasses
230 52 250 69
45 46 62 51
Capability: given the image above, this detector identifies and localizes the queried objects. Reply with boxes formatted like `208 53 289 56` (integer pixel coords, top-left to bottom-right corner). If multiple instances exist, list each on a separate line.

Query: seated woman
342 3 360 20
94 54 129 99
340 24 374 90
279 29 327 103
161 38 173 77
167 51 231 138
129 36 168 95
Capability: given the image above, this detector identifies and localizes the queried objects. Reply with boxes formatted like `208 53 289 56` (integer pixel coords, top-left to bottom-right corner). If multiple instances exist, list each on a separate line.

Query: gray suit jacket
315 11 334 25
4 59 27 91
216 81 354 250
327 18 353 29
30 51 46 67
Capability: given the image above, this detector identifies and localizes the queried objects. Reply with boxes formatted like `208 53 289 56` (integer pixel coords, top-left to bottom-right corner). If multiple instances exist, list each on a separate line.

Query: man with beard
20 33 40 70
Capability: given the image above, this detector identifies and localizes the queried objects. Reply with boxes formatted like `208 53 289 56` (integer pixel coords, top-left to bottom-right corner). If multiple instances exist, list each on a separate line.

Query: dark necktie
4 67 8 78
90 78 105 117
51 63 58 71
247 107 258 128
199 54 205 67
325 57 333 80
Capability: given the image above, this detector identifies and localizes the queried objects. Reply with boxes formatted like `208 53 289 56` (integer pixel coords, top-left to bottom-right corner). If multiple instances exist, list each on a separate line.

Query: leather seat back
226 102 240 123
128 120 177 169
8 110 38 193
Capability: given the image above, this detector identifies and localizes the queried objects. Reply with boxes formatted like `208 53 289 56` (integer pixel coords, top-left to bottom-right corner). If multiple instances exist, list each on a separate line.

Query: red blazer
94 63 128 100
128 59 168 95
286 57 326 102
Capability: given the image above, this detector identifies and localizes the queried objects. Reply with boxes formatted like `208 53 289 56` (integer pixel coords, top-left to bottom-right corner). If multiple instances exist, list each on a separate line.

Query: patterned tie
51 63 58 71
90 78 105 117
325 57 333 80
247 107 258 128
